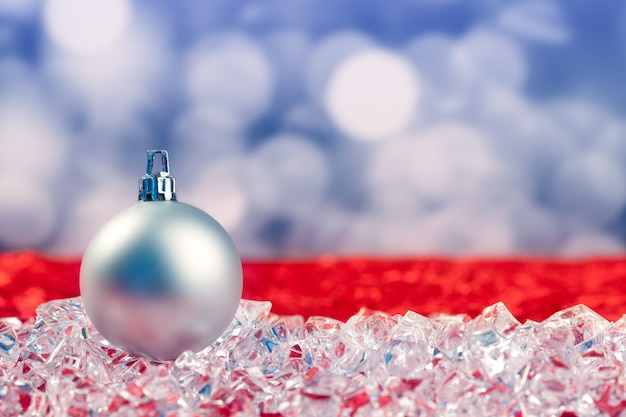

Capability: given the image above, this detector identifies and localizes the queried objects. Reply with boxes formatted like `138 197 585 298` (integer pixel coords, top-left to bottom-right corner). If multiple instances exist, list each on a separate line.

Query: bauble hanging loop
139 150 176 201
80 150 243 361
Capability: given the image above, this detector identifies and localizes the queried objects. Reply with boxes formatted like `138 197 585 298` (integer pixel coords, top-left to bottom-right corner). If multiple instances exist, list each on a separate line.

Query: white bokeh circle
324 49 420 142
0 100 68 181
185 34 274 123
43 0 132 55
243 135 330 217
0 176 58 249
368 123 500 208
183 158 249 232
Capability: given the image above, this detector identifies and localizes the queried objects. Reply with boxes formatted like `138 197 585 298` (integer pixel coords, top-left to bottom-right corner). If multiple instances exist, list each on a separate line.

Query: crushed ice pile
2 298 626 416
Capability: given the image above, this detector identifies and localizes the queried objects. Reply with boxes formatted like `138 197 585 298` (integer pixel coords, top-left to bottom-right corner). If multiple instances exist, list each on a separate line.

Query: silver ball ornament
80 151 243 361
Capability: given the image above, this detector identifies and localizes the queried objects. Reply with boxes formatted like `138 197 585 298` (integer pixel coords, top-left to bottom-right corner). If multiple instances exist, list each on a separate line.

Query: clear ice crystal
1 297 626 416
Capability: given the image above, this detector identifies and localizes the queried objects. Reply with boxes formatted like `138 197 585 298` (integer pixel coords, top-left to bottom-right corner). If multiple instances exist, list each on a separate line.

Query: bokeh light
325 49 420 142
0 1 625 257
243 134 330 217
185 34 274 123
0 176 58 249
44 0 132 55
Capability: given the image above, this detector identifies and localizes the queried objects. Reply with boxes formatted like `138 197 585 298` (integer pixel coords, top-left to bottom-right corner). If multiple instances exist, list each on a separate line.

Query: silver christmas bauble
80 151 243 361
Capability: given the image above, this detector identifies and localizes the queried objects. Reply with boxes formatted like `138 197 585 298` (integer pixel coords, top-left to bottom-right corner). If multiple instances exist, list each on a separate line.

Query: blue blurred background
1 0 626 257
